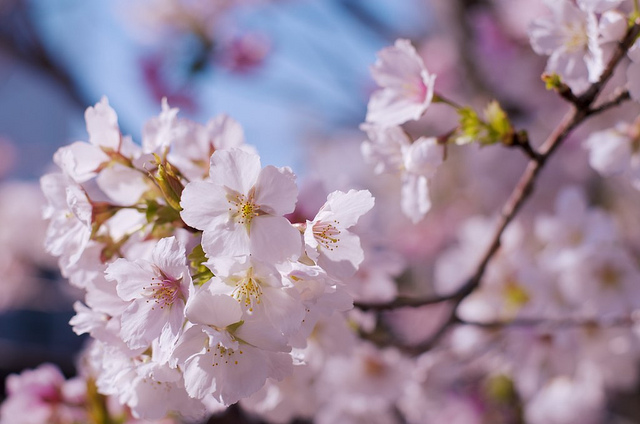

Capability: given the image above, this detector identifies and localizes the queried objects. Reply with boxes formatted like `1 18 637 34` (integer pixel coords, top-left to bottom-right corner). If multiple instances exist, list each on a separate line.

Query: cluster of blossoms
0 363 180 424
38 97 374 420
361 39 444 224
4 0 640 423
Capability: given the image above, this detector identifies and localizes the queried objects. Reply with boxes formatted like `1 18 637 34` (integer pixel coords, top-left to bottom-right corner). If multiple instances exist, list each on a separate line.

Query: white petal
253 165 298 216
249 215 302 263
107 259 154 301
317 189 375 229
261 287 306 337
120 300 164 349
186 285 243 328
96 164 148 205
151 237 187 279
85 96 121 150
209 148 261 194
207 114 246 150
53 142 109 183
202 220 251 259
180 180 230 231
401 174 431 223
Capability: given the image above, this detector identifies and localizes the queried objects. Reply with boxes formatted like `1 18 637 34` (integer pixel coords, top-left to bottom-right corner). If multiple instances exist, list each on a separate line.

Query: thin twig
454 314 635 330
587 89 631 116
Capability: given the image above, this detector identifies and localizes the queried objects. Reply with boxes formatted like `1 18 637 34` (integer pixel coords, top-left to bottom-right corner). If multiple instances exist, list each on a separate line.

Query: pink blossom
366 39 436 127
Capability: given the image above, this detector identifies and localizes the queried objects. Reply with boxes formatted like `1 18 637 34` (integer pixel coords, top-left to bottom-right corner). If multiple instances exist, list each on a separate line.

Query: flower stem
433 93 462 110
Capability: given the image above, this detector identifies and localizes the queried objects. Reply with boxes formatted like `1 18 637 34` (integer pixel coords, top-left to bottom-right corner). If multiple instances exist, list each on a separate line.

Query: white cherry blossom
173 283 293 405
53 97 123 183
180 148 301 265
361 124 444 223
105 236 191 349
584 121 640 190
40 173 92 273
529 0 603 92
366 38 436 127
304 189 374 278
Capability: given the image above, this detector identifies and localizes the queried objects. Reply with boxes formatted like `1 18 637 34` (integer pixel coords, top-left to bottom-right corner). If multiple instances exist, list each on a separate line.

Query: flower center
227 191 260 228
232 275 263 312
402 79 427 102
210 343 243 366
563 22 588 53
144 268 182 310
313 220 341 251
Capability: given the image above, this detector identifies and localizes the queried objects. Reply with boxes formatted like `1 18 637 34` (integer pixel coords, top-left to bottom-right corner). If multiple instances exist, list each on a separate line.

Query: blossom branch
356 21 640 353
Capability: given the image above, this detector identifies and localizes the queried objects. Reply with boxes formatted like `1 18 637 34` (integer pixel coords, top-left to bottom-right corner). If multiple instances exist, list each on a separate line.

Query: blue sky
0 0 429 177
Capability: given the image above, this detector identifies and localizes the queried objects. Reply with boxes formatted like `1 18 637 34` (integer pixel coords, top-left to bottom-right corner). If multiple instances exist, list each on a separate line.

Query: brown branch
355 20 640 353
587 89 631 116
355 295 456 311
454 314 635 330
578 18 640 107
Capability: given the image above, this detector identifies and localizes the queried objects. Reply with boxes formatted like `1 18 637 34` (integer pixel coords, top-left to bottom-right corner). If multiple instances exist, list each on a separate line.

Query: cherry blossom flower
172 281 293 405
90 342 205 421
40 173 93 273
168 113 252 181
105 236 191 349
53 97 122 183
180 148 301 265
0 364 87 424
361 124 444 223
304 189 374 278
524 374 605 424
366 38 436 127
584 122 640 187
529 0 604 92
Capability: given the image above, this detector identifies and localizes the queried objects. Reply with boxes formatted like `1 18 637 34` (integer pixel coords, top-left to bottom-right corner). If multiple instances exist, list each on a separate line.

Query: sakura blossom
180 148 302 266
361 124 444 223
529 0 606 92
303 189 374 278
105 236 191 350
7 0 640 422
365 38 436 127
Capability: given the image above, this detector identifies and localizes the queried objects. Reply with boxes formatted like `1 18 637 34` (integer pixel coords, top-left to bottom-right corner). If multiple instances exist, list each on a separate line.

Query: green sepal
227 320 245 334
154 156 184 212
542 73 563 91
485 374 517 404
188 244 214 286
456 101 513 146
456 107 482 145
484 100 514 146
